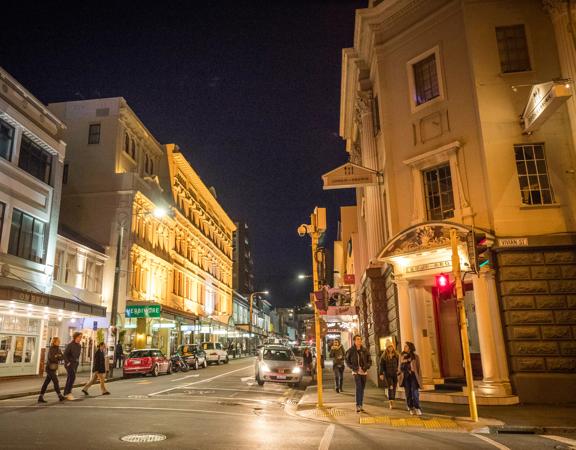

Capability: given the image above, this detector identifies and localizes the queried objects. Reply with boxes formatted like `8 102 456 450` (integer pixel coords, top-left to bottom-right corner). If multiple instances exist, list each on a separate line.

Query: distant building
232 221 255 296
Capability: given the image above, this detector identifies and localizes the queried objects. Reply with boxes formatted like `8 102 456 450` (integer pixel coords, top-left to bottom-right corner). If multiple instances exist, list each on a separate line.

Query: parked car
177 344 207 369
201 342 229 365
255 345 301 387
123 349 172 377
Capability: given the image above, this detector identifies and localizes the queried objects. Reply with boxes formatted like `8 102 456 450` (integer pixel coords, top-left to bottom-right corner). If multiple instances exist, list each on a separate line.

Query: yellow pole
450 229 478 422
310 226 324 408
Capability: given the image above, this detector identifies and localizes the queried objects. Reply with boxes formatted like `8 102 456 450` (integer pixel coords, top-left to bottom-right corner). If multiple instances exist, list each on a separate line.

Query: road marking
540 435 576 448
94 396 273 404
318 424 335 450
241 376 254 382
170 374 200 382
149 365 252 396
471 433 511 450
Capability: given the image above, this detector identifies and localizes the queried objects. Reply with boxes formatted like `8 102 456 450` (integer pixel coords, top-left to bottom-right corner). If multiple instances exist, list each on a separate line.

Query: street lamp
248 290 269 353
297 274 312 279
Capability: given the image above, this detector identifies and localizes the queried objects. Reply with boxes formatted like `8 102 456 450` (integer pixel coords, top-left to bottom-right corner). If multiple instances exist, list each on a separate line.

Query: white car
201 342 229 365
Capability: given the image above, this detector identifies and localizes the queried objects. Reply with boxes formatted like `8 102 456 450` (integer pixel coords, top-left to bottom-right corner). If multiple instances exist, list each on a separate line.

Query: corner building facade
340 0 576 403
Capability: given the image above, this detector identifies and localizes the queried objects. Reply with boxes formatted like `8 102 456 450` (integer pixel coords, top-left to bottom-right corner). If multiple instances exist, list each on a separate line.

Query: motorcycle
170 354 189 372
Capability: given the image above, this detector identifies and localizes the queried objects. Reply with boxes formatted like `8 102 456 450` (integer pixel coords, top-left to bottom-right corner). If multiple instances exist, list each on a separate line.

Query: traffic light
466 230 490 273
435 273 450 291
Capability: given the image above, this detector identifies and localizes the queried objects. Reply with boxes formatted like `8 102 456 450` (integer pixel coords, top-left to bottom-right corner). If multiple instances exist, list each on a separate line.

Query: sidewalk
0 369 124 401
292 365 576 433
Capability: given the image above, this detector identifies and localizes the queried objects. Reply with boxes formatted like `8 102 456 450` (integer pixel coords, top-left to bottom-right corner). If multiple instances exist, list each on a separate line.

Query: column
472 268 513 396
395 277 414 345
545 0 576 157
409 286 436 388
356 90 386 261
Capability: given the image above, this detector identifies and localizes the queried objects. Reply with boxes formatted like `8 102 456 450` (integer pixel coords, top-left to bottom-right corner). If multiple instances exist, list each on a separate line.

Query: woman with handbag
38 337 65 403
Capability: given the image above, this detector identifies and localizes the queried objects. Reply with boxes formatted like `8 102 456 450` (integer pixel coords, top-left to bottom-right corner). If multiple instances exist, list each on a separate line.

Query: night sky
0 1 364 307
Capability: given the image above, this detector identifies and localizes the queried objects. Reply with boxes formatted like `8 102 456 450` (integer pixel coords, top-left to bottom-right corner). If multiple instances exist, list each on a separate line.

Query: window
413 54 440 106
130 138 136 159
88 124 101 144
8 209 46 263
0 118 15 161
514 143 554 205
0 202 5 242
373 96 381 135
124 133 130 154
423 164 454 220
496 25 531 73
18 136 52 184
62 164 69 184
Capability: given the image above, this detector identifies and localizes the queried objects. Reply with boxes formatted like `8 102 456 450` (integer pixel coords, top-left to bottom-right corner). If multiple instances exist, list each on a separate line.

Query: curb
489 425 576 435
0 376 124 401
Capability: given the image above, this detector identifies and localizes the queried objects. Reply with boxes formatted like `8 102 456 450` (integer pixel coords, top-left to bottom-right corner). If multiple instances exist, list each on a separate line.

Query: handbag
47 362 58 371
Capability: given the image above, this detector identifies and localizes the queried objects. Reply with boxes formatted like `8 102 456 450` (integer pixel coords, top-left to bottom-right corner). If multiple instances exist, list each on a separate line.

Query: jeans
354 374 367 407
404 374 420 409
63 363 78 396
333 365 344 390
83 372 108 393
386 373 398 400
40 370 62 397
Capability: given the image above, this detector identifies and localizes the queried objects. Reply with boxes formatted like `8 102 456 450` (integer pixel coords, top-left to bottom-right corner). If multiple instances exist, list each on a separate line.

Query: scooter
170 354 189 372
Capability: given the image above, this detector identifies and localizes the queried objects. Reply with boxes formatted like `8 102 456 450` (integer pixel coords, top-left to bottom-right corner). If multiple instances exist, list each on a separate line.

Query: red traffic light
436 273 449 288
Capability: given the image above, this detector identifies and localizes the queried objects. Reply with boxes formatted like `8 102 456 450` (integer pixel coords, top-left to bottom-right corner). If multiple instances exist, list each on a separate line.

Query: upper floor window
407 46 444 112
88 124 101 145
496 24 531 73
0 118 15 161
0 202 5 243
423 164 454 220
514 143 554 205
124 133 130 154
8 209 46 264
18 136 52 185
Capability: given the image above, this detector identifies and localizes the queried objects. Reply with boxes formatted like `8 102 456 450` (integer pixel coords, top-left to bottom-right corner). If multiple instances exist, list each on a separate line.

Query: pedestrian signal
435 273 450 290
466 230 490 273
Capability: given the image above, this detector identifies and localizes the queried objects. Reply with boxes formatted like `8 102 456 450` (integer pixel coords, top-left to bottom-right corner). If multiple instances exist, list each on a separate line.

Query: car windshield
202 343 215 350
179 345 197 354
263 349 294 361
129 350 151 358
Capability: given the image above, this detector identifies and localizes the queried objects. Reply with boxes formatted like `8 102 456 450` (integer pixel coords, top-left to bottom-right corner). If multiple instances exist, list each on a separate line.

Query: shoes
59 395 65 402
409 408 415 415
102 392 110 396
37 396 47 404
360 408 365 413
81 390 89 396
356 406 361 413
65 394 75 401
389 400 393 409
415 408 423 416
336 388 340 393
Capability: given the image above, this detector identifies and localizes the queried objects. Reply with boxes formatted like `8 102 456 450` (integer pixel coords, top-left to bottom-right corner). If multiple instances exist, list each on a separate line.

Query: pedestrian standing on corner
329 338 346 393
379 342 399 409
38 337 65 403
82 342 110 396
302 347 314 380
398 341 423 416
63 331 83 400
115 342 123 369
345 334 372 413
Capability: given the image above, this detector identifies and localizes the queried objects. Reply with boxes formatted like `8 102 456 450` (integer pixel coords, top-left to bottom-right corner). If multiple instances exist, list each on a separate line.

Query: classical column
472 268 513 396
356 91 386 261
395 277 414 345
545 0 576 156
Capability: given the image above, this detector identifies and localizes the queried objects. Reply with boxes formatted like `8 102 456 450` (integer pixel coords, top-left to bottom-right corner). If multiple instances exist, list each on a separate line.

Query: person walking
302 347 314 380
379 342 399 409
38 337 65 403
115 342 123 369
82 342 110 396
345 334 372 413
398 341 423 416
63 332 83 400
329 339 345 393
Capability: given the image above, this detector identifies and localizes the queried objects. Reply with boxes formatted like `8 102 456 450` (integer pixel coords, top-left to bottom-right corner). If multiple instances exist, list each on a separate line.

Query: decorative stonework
382 224 464 257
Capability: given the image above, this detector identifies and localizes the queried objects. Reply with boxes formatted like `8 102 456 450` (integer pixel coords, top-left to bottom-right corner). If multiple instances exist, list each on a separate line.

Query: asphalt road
0 358 574 449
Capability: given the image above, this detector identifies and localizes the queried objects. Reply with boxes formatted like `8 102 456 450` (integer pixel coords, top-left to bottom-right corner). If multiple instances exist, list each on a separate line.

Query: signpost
125 304 161 318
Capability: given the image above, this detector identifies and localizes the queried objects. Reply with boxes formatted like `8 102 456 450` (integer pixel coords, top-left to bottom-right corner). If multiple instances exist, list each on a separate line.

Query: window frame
513 143 555 206
88 123 101 145
495 24 532 74
0 201 5 244
422 163 455 221
407 45 445 113
7 209 47 264
0 117 15 162
17 135 53 185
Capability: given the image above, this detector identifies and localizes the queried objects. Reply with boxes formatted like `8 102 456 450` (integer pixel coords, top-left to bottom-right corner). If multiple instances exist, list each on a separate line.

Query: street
0 358 574 449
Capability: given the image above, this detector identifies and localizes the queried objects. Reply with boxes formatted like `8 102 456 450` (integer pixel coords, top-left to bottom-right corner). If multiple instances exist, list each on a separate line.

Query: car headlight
261 364 271 373
292 367 301 374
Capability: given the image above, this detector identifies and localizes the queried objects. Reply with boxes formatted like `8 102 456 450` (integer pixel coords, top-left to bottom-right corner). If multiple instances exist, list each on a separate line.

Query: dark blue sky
0 0 364 307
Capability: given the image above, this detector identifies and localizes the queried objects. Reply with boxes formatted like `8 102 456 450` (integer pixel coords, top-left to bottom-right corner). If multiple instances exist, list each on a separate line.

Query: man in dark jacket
63 332 83 400
82 342 110 396
115 342 124 368
345 334 372 412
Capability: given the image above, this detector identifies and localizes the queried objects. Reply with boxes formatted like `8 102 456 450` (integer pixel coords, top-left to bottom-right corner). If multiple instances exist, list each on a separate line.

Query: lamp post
248 290 269 353
298 207 326 408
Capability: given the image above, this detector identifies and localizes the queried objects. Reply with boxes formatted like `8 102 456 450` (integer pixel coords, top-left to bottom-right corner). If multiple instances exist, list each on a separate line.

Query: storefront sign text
497 238 529 247
125 304 161 318
406 260 451 274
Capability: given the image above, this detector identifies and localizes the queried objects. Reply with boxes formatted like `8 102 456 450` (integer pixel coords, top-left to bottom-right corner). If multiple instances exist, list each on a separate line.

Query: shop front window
0 335 11 363
12 336 24 363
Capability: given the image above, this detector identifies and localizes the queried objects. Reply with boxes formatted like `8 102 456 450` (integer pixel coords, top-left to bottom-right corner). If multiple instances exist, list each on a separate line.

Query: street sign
522 81 571 133
322 162 380 190
343 273 355 285
125 304 161 318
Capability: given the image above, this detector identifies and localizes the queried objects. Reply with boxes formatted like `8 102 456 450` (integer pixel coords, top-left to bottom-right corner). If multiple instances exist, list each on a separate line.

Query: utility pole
298 207 326 408
110 225 124 377
450 229 478 422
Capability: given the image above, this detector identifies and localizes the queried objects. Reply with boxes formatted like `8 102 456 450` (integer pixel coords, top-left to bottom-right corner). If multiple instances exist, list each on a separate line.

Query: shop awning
0 286 106 317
